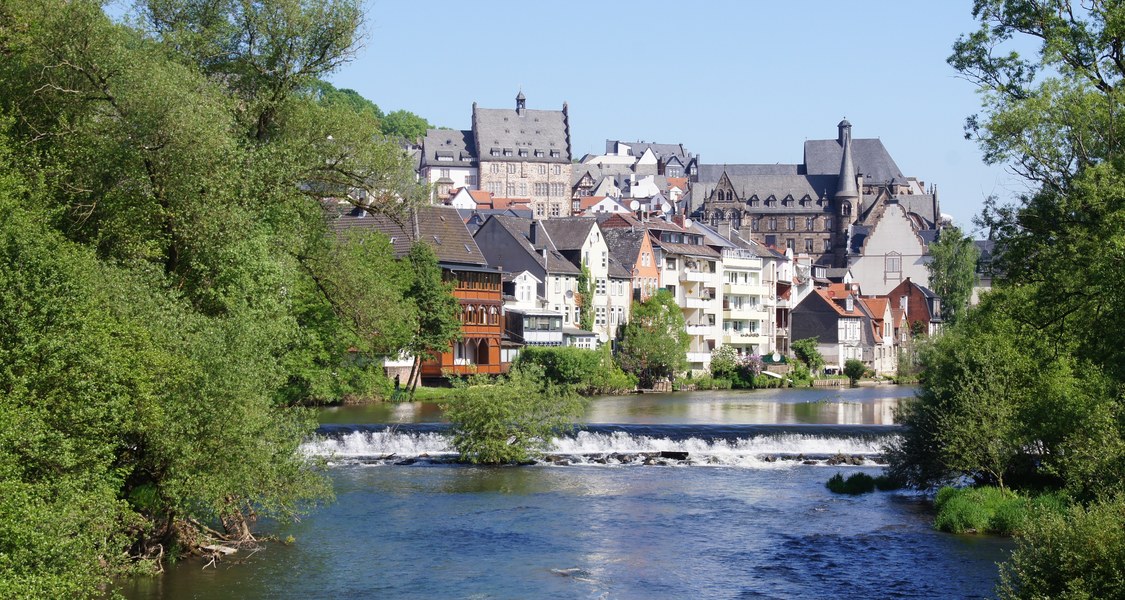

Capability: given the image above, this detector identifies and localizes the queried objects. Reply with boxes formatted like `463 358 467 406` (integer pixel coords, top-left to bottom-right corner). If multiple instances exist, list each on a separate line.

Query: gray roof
540 217 597 251
697 163 801 179
804 138 904 184
604 140 692 162
693 174 838 211
328 204 487 267
473 104 570 163
421 129 477 168
487 215 581 275
607 255 632 279
601 227 646 268
896 193 940 228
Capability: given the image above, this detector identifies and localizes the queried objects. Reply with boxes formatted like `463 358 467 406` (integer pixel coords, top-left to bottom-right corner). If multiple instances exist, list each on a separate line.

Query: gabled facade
472 215 583 331
540 217 631 343
886 277 943 336
790 287 876 373
601 225 661 302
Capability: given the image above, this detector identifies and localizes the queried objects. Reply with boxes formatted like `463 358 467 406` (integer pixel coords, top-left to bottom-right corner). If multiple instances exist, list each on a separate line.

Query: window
787 217 795 231
610 307 618 325
823 239 832 252
805 217 814 231
841 202 851 216
538 164 546 175
601 251 607 269
553 164 562 175
536 204 544 217
805 238 813 252
535 182 548 195
596 278 607 295
488 182 502 195
886 251 902 273
595 307 606 326
506 183 515 196
534 150 545 158
465 174 475 185
490 163 500 174
767 217 777 231
641 252 651 267
825 217 833 231
507 163 517 174
519 182 527 196
786 239 794 250
550 204 560 217
553 277 561 293
550 150 561 159
503 148 513 157
518 148 528 157
665 257 677 270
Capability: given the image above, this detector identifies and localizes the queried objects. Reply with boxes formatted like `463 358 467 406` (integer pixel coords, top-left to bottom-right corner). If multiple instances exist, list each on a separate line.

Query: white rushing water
302 428 896 468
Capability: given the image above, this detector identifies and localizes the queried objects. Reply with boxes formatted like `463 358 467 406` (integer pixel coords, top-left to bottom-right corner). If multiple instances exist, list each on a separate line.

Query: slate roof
607 256 632 279
473 103 570 163
804 138 904 184
328 204 487 267
488 215 581 275
897 193 941 227
604 140 692 162
697 164 802 179
693 174 838 209
602 227 647 268
540 217 597 251
421 129 477 168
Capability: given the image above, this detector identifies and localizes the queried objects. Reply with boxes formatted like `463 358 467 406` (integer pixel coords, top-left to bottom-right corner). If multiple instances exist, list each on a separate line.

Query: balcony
684 297 716 310
685 324 714 337
724 282 764 296
723 331 763 345
681 269 718 283
686 352 711 364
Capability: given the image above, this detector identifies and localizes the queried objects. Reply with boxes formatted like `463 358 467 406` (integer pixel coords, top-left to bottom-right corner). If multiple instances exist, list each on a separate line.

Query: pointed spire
835 118 859 202
516 89 526 114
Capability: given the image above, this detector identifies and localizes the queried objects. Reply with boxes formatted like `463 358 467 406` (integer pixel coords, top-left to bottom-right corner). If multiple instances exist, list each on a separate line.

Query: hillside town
332 91 978 381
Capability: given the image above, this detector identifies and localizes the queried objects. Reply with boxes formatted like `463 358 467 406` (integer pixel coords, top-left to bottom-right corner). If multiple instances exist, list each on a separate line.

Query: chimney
529 220 539 245
673 214 685 228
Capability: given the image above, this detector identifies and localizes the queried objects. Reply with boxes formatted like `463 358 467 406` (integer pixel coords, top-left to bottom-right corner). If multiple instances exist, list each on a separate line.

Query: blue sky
329 0 1032 230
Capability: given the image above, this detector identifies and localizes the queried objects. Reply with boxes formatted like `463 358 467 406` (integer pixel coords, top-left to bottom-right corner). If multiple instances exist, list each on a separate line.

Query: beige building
473 92 573 218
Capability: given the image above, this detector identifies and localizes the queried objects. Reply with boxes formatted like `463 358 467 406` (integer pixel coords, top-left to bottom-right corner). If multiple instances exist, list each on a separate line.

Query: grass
932 486 1069 535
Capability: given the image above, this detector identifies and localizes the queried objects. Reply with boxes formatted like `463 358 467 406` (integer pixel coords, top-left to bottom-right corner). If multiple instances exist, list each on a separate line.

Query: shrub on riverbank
998 496 1125 600
515 346 636 395
933 487 1068 535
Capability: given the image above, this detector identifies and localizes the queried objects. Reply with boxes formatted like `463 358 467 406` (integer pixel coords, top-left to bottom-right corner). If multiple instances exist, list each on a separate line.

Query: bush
932 486 1068 535
516 346 635 395
826 472 876 495
998 497 1125 600
442 365 586 464
843 359 866 386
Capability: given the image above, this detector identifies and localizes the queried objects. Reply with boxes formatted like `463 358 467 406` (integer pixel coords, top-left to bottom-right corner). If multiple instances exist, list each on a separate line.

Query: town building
691 120 944 294
328 204 505 380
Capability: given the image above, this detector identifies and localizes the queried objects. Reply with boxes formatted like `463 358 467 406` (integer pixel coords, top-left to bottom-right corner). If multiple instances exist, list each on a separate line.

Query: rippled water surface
121 387 1011 599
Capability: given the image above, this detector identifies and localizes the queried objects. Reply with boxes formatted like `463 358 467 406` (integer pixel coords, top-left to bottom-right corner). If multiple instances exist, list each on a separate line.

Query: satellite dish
565 290 574 299
772 352 781 362
629 200 640 211
683 218 693 228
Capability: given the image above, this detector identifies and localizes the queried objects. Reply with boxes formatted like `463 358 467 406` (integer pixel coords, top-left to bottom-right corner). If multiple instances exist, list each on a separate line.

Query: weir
304 423 900 467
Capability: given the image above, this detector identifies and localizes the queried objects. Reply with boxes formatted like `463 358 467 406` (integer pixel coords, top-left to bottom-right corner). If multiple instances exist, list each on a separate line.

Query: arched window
841 202 852 217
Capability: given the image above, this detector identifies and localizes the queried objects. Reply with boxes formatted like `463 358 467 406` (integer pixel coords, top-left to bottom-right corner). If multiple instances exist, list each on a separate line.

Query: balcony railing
681 269 718 283
684 297 716 310
685 324 714 337
686 352 711 364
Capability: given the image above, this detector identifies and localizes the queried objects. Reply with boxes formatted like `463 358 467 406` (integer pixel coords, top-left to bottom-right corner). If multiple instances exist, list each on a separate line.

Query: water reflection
317 386 917 427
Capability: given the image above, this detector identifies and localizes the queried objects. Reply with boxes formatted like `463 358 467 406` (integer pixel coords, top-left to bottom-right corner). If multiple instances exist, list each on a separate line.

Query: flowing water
121 386 1011 599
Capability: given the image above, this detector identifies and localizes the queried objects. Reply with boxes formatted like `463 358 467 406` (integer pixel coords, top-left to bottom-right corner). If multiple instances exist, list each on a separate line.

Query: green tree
576 261 594 331
616 290 689 388
310 79 384 120
843 359 866 387
442 365 585 464
379 109 431 141
790 338 825 375
403 241 461 395
926 226 980 325
709 345 739 378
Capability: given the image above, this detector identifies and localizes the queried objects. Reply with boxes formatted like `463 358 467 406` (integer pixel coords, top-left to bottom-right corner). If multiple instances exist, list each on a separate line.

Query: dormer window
518 149 528 157
490 148 500 157
503 148 513 157
550 149 561 158
846 296 854 312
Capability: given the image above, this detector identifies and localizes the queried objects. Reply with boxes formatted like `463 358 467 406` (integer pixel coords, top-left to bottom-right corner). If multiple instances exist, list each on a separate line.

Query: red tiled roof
468 189 493 205
667 177 688 191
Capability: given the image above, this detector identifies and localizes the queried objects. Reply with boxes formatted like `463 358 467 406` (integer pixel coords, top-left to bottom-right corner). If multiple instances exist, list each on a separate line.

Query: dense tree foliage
379 109 432 142
893 2 1125 596
576 262 594 332
616 290 689 387
925 226 979 325
403 241 462 394
0 0 442 594
843 359 866 386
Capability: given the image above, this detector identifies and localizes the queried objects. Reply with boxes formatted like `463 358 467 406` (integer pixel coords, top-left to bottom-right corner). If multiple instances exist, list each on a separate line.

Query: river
120 386 1011 599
